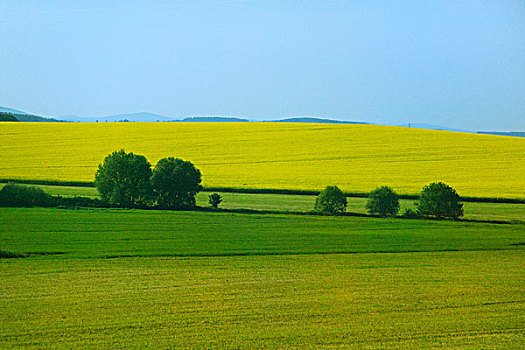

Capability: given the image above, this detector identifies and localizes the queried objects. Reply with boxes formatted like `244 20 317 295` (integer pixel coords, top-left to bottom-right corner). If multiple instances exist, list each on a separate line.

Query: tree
314 185 347 214
416 182 463 219
366 185 400 217
151 157 202 209
208 193 222 208
94 150 153 207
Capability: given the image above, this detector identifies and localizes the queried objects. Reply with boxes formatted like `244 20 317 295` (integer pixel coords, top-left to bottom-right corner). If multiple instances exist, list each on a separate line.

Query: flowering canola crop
0 122 523 198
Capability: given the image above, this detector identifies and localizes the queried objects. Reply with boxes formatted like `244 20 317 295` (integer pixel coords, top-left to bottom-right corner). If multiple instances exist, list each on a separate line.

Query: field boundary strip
1 178 524 204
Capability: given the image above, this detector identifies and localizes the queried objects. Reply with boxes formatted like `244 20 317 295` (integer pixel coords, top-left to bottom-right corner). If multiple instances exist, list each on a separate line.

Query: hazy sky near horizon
1 0 524 130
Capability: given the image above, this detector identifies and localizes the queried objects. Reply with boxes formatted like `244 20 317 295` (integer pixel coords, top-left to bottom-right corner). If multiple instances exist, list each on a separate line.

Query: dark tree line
0 112 20 122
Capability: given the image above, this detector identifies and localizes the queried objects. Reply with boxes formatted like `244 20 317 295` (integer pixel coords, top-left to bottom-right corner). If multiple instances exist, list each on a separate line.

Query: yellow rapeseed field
0 122 523 198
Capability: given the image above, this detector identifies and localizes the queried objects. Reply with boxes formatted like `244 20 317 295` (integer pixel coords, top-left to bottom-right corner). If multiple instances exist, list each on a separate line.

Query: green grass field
1 208 524 348
1 208 524 258
2 183 523 222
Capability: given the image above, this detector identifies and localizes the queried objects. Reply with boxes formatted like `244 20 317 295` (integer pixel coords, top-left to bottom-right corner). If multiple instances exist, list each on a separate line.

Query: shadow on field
188 206 517 225
0 250 66 259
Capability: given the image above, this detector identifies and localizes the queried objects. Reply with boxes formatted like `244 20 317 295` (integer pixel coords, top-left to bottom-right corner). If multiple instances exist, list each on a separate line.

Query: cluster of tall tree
94 150 202 209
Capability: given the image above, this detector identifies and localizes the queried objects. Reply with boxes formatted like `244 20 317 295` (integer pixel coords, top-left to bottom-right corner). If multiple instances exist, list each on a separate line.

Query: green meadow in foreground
2 251 523 349
1 208 524 348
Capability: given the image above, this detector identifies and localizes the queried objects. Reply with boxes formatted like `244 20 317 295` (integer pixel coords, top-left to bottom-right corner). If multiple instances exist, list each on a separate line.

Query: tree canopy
94 150 153 207
366 186 400 217
417 182 463 219
151 157 202 209
314 185 347 214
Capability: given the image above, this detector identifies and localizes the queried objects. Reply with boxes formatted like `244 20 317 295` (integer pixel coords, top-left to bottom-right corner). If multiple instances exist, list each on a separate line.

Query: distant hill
4 107 521 134
0 111 59 122
0 107 28 115
58 114 82 121
275 117 367 124
180 117 249 122
0 106 61 122
0 112 19 121
60 112 173 122
477 131 525 138
398 123 471 133
16 114 61 122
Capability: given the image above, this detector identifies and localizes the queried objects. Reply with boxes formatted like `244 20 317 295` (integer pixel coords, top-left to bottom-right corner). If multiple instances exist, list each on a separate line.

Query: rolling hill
0 122 523 198
0 107 28 114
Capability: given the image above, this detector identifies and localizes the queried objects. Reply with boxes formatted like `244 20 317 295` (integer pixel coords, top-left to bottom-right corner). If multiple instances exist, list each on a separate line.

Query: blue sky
1 0 524 130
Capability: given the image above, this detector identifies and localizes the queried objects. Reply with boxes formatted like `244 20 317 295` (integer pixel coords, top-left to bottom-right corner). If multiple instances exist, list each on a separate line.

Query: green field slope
0 208 523 348
1 208 523 258
1 122 523 198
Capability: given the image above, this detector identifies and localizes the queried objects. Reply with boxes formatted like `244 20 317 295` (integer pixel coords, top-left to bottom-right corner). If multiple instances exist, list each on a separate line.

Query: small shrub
366 186 400 217
314 186 347 214
54 196 107 209
416 182 463 219
0 183 54 207
208 193 222 208
401 208 419 219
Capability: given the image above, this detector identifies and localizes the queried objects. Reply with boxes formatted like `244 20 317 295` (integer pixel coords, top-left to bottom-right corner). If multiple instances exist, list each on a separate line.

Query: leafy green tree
151 157 202 209
314 185 347 214
208 193 222 208
94 150 153 207
366 185 400 217
416 182 463 219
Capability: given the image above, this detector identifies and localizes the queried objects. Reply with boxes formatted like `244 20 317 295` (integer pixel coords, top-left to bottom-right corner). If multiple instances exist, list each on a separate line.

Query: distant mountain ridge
0 107 28 115
60 112 172 122
58 112 364 124
16 114 61 122
2 106 523 136
180 116 249 122
274 117 367 124
477 131 525 138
